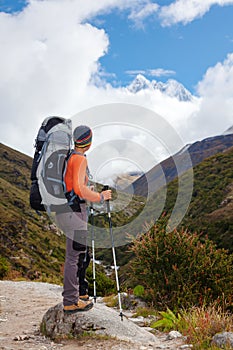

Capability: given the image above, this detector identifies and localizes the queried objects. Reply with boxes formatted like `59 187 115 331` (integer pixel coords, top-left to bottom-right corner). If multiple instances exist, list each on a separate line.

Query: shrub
0 257 10 278
86 262 116 297
133 285 145 297
130 221 233 310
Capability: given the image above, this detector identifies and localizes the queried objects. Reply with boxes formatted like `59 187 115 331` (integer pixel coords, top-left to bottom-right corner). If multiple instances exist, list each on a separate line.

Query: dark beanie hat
73 125 92 148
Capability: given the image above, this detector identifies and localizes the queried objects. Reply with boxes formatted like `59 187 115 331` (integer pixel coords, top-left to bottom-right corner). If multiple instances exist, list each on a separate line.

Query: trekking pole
90 202 97 303
103 185 123 321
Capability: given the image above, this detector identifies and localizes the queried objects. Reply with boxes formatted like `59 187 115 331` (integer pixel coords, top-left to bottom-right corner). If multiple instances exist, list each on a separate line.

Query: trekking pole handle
102 185 111 212
103 184 109 192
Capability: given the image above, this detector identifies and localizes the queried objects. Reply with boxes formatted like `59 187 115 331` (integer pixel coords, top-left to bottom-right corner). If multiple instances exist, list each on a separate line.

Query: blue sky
0 0 26 12
92 4 233 93
1 0 233 94
0 0 233 181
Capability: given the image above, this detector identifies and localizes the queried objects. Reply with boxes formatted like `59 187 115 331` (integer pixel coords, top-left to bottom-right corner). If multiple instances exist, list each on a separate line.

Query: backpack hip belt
65 190 86 212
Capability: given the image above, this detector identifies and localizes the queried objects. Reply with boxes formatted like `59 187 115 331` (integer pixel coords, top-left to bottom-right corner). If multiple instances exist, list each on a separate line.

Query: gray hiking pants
56 204 89 306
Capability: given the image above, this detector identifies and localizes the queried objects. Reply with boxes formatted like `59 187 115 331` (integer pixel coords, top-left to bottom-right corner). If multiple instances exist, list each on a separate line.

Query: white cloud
128 2 159 27
0 0 109 153
0 0 160 155
71 102 194 184
188 53 233 139
126 68 176 78
159 0 233 26
126 69 147 76
0 0 232 181
73 51 233 179
148 69 176 77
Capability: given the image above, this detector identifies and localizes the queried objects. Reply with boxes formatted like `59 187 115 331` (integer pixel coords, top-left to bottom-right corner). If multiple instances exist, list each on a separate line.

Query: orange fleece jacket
64 153 101 202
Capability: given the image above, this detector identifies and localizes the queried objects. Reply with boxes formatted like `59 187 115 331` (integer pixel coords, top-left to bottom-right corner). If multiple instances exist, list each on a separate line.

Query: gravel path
0 281 186 350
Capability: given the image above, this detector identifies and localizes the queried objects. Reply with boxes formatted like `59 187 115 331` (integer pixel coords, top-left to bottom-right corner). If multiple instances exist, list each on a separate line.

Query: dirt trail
0 281 185 350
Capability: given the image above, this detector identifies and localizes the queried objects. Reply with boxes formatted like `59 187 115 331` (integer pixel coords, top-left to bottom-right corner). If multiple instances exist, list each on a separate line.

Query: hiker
56 125 112 314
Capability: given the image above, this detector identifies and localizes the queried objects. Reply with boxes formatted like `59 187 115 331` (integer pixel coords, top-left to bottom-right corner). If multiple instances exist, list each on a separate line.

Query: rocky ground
0 281 189 350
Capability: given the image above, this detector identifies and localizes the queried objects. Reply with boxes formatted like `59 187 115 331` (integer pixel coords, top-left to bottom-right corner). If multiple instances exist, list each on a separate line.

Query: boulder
41 302 161 346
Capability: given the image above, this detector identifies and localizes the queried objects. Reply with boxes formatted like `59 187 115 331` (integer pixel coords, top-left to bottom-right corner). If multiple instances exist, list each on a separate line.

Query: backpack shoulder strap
62 149 74 193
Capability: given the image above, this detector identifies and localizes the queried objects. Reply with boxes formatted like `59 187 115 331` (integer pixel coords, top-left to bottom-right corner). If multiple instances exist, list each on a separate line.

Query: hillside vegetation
164 147 233 252
0 143 66 282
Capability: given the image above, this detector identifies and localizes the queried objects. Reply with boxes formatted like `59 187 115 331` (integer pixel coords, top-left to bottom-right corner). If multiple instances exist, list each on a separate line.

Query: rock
41 302 162 346
211 332 233 348
13 335 31 341
166 331 183 340
143 326 154 332
122 294 147 310
128 316 145 327
128 315 156 327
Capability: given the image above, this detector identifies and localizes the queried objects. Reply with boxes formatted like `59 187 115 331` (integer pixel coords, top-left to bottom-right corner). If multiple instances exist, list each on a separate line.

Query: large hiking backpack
30 116 72 212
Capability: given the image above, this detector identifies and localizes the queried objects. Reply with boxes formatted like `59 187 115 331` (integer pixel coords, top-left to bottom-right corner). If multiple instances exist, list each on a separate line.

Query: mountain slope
0 143 66 282
176 148 233 251
129 133 233 197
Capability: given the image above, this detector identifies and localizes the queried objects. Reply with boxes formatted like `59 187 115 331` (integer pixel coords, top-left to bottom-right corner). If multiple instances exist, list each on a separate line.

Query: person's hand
101 190 112 201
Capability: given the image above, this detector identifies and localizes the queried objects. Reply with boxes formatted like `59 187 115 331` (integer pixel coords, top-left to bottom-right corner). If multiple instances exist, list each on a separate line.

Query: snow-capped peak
127 74 193 102
127 74 150 92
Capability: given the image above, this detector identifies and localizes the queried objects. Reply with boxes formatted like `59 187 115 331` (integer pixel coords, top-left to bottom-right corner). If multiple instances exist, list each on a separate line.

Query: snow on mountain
127 74 193 102
127 74 150 93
